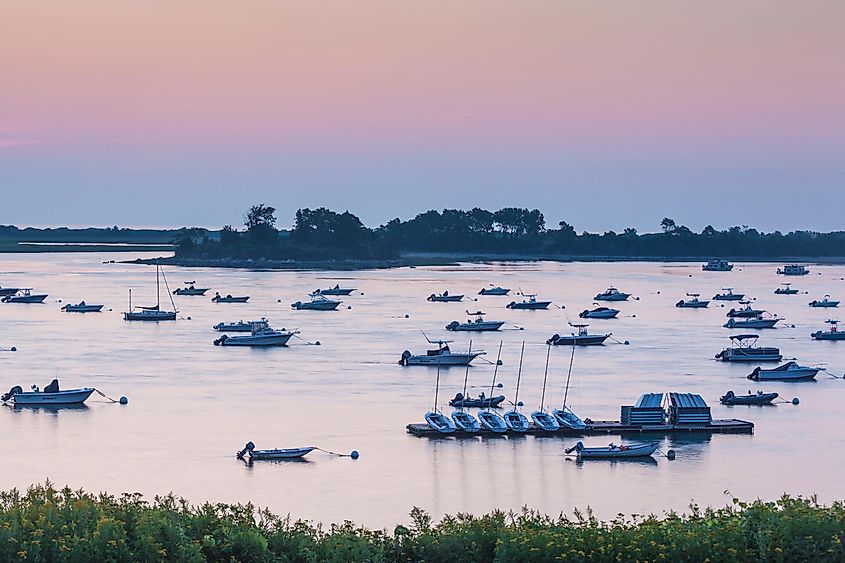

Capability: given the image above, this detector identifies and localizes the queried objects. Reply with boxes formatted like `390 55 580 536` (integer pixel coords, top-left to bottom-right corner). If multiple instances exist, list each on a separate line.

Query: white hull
446 321 504 331
405 353 480 366
9 388 94 405
63 304 103 312
215 333 293 347
124 310 176 321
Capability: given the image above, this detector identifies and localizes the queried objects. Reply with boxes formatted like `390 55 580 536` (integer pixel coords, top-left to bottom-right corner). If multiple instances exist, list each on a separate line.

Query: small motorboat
0 286 21 297
503 410 530 432
726 301 764 318
713 288 744 301
213 321 296 347
553 406 587 430
702 259 734 272
1 289 48 303
477 410 508 433
1 379 94 406
450 410 481 432
547 323 610 346
445 311 504 332
809 295 839 308
811 319 845 341
312 284 356 296
427 291 464 302
594 287 630 301
399 337 485 366
748 362 819 381
61 301 104 313
715 334 782 362
565 441 660 459
236 442 313 461
775 283 799 295
213 320 260 332
478 285 510 296
448 392 505 409
777 264 809 276
173 282 209 296
424 411 456 434
719 390 779 406
675 293 710 308
531 410 560 432
724 316 780 329
291 294 341 311
506 294 551 310
212 292 249 303
579 305 619 319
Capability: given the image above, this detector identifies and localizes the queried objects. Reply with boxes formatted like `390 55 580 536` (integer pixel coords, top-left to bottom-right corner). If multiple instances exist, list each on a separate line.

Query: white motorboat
1 289 48 304
579 305 619 319
594 287 630 301
1 379 94 406
214 321 296 347
313 284 356 296
427 291 464 302
702 259 734 272
748 362 819 381
61 301 103 313
445 311 504 332
715 334 782 362
675 293 710 308
565 441 660 459
292 294 341 311
724 316 780 329
777 264 809 276
811 320 845 341
212 292 249 303
173 282 209 296
124 265 178 321
399 336 485 366
774 283 799 295
236 442 314 461
809 295 839 308
547 323 610 346
713 288 744 301
726 301 764 318
506 294 551 310
213 320 262 332
478 285 510 296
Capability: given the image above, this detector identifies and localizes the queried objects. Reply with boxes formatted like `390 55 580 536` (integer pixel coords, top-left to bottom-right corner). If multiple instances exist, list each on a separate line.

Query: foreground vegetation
2 484 844 562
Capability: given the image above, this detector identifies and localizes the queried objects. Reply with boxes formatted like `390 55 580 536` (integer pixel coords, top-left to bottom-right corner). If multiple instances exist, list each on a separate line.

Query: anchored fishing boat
213 320 296 347
478 285 510 296
547 323 610 346
123 264 177 321
811 319 845 341
715 335 782 362
719 390 778 406
61 301 103 312
212 292 249 303
726 301 764 318
312 284 356 296
506 294 551 310
445 311 504 332
173 282 209 296
724 315 780 329
1 379 94 406
236 442 313 461
748 362 819 381
291 294 341 311
594 286 630 301
702 259 734 272
777 264 809 276
565 441 660 459
713 288 744 301
503 342 530 432
213 320 260 332
676 293 709 308
809 295 839 308
531 345 561 432
427 291 463 302
775 283 799 295
1 289 48 303
400 336 486 366
579 305 619 319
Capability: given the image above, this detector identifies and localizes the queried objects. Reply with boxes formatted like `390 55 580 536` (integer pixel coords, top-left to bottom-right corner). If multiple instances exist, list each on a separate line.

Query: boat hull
450 411 480 432
724 319 779 329
720 392 779 405
507 301 551 310
812 331 845 340
579 310 619 319
291 301 341 310
479 288 510 296
316 288 355 296
449 395 505 408
549 334 609 346
174 288 209 295
63 305 103 312
2 294 47 303
594 293 629 302
717 350 782 362
503 411 530 432
748 367 818 381
424 412 456 433
569 442 659 459
428 295 463 302
9 388 95 405
124 311 177 321
676 301 709 308
477 411 508 433
446 321 504 331
713 294 744 301
212 297 249 303
249 447 314 460
405 353 480 366
213 323 254 332
214 333 293 347
810 301 839 308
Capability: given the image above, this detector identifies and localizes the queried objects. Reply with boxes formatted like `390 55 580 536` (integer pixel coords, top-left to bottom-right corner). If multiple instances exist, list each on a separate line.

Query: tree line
172 204 845 260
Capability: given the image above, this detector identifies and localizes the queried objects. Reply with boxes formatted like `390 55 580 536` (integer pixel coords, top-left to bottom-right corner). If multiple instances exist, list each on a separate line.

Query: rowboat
61 301 104 313
1 380 94 406
1 289 48 303
212 292 249 303
236 442 314 461
594 287 629 301
427 291 464 302
506 294 551 310
291 295 341 311
565 441 660 459
719 390 778 405
478 285 510 296
445 311 504 331
579 306 619 319
748 362 819 381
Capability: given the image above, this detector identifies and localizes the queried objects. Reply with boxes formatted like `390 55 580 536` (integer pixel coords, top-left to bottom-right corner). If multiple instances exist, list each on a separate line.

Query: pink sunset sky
1 0 844 230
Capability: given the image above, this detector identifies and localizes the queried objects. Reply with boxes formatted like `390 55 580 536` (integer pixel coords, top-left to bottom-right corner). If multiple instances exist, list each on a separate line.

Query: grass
0 483 843 561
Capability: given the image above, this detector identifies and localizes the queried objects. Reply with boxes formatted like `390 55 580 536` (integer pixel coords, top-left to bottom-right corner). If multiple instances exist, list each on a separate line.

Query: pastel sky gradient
1 1 844 231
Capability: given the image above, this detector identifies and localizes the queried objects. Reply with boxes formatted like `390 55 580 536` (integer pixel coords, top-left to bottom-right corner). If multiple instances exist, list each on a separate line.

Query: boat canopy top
730 334 760 341
634 393 663 408
669 392 708 408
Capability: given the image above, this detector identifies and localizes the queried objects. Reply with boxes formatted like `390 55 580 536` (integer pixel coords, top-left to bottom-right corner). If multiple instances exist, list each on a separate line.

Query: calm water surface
2 253 845 527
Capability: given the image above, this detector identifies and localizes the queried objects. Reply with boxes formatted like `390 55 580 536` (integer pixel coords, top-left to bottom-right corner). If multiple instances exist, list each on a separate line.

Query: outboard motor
445 321 460 331
427 294 435 301
546 334 560 345
579 310 589 318
399 350 412 365
675 300 685 307
506 301 516 309
213 334 229 346
292 301 302 309
564 441 585 454
236 441 256 459
1 386 23 402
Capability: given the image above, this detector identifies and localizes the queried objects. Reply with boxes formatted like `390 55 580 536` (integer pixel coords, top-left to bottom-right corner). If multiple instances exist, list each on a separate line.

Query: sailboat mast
562 342 576 410
433 361 441 413
487 341 503 412
514 341 525 407
539 343 551 410
155 264 160 309
459 340 473 412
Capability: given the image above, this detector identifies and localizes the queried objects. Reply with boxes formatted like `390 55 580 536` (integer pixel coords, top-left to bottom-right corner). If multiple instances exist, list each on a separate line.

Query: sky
1 0 844 233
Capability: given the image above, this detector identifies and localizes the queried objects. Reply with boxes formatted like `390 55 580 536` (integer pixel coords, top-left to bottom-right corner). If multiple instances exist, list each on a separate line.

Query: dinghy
506 294 551 310
675 293 709 308
445 311 504 332
809 295 839 308
547 323 610 346
715 335 782 362
565 441 660 459
427 291 464 302
579 305 619 319
400 336 486 366
713 288 744 301
313 284 356 296
478 285 510 296
594 287 629 301
1 379 94 406
448 393 505 408
212 292 249 303
236 442 314 461
173 282 209 296
748 362 818 381
503 342 530 432
811 320 845 341
719 390 778 406
123 265 178 321
1 289 47 303
531 345 561 432
291 294 341 311
450 341 481 433
61 301 104 312
774 283 799 295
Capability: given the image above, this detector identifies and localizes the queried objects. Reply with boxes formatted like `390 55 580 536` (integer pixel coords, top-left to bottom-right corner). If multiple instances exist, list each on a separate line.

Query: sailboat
552 343 587 430
424 360 456 434
123 264 178 321
531 344 561 432
476 342 508 433
503 342 530 432
450 340 481 433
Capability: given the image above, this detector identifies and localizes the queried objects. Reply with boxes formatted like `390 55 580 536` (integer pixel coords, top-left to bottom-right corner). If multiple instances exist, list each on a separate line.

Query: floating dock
406 418 753 438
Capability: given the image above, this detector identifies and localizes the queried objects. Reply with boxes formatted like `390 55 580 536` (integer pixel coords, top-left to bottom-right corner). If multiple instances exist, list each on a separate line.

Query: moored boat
478 285 510 296
719 390 779 406
506 294 551 310
676 293 709 308
61 301 104 312
713 288 744 301
213 320 261 332
702 259 734 272
213 321 296 347
123 265 178 321
450 410 480 432
726 301 764 318
445 311 504 332
777 264 809 276
291 294 341 311
579 305 619 319
236 442 314 461
809 295 839 308
448 393 505 408
774 283 799 295
547 323 610 346
427 291 463 302
594 287 630 301
748 362 818 381
477 410 508 433
313 284 356 296
565 440 660 459
811 319 845 341
1 289 48 303
724 316 780 329
173 282 209 296
715 334 782 362
399 337 486 366
212 292 249 303
1 379 94 406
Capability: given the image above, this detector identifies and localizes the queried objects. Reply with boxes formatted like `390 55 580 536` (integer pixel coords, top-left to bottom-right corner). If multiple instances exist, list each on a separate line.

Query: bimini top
729 334 760 341
669 393 708 408
634 393 663 409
